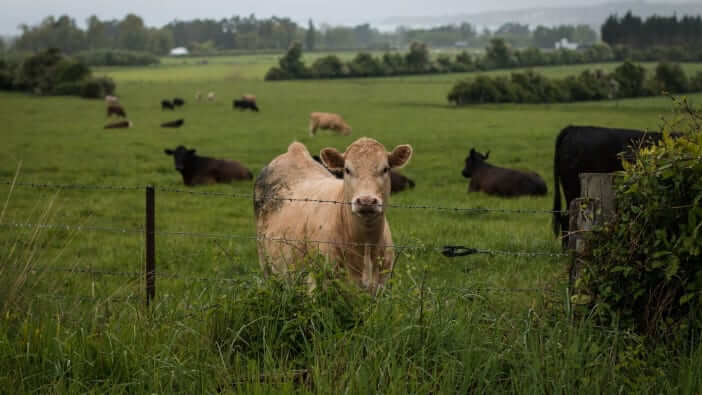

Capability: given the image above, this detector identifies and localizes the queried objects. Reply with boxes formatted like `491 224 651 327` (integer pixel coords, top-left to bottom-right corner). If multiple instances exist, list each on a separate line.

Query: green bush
79 78 103 98
655 62 689 93
309 55 346 78
348 52 383 77
93 76 115 96
576 104 702 336
613 61 648 98
53 81 83 95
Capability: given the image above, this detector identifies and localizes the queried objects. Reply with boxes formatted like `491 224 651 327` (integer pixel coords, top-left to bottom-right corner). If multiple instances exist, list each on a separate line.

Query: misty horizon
2 0 699 36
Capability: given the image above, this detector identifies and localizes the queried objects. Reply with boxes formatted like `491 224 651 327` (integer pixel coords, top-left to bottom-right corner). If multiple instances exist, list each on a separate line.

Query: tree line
4 13 602 57
264 38 702 81
602 12 702 49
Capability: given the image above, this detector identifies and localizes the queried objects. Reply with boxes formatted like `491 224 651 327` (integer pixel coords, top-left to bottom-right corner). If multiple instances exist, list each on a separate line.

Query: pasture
2 56 702 393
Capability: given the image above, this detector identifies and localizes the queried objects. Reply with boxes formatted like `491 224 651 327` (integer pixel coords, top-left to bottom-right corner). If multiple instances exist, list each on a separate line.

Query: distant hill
379 1 702 30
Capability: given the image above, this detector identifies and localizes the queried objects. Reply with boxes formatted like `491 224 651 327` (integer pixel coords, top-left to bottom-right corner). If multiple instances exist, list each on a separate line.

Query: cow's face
462 148 489 178
164 145 196 172
321 138 412 222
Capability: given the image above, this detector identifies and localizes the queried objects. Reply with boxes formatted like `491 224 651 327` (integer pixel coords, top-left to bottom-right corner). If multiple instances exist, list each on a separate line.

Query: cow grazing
161 100 175 110
313 154 415 194
106 104 126 118
104 120 132 129
233 99 259 112
309 112 352 136
254 138 413 294
462 149 547 197
164 146 253 186
552 125 677 240
207 92 216 101
173 98 185 107
161 119 184 128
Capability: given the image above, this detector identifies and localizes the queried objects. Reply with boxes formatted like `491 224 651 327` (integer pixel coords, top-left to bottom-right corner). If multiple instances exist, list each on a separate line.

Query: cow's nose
356 196 380 207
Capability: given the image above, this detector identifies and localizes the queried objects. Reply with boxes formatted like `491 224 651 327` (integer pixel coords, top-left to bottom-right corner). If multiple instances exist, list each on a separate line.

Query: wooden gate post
568 173 616 288
145 185 155 306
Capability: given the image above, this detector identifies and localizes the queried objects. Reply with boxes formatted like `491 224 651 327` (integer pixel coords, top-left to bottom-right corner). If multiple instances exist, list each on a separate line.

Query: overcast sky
0 0 692 35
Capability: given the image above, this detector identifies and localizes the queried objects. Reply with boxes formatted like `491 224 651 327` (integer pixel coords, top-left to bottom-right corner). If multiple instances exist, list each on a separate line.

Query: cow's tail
552 127 567 236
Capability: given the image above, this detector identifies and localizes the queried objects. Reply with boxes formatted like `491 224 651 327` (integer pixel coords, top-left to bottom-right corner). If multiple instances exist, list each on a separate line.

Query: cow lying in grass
462 148 547 197
254 137 412 294
104 120 132 129
164 145 252 186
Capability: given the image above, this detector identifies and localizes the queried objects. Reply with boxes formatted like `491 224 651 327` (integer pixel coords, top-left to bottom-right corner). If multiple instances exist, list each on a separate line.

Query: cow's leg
308 121 317 136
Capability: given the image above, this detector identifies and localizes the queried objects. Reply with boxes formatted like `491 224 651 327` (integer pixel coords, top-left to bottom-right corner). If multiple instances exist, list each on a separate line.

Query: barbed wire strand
0 221 569 258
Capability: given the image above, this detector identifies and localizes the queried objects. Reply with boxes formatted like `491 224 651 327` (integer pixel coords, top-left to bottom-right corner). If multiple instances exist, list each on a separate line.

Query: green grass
2 55 702 393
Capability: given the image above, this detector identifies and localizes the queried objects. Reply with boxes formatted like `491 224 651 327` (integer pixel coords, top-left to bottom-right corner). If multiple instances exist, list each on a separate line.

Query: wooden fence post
568 173 616 288
146 185 155 306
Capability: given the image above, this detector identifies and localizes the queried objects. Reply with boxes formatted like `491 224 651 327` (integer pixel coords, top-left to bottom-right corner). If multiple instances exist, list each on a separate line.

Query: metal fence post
146 185 155 306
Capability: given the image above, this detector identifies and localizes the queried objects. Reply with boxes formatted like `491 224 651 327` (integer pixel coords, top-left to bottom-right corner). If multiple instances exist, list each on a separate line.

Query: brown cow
254 137 413 294
462 148 547 197
309 112 352 136
106 104 126 118
164 145 252 186
242 94 256 103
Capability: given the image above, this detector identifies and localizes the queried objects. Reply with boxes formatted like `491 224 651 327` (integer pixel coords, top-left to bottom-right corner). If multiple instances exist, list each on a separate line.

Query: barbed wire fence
1 178 584 306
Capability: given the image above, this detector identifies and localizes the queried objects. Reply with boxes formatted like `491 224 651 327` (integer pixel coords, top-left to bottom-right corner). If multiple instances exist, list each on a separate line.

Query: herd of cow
101 93 678 293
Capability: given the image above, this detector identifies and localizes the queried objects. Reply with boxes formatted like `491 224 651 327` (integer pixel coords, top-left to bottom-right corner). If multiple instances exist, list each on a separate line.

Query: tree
305 19 316 51
405 41 430 72
119 14 148 51
485 38 514 69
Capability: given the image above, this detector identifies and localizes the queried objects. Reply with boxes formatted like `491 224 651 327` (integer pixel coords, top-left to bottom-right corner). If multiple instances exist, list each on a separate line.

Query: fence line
1 180 564 215
0 221 569 258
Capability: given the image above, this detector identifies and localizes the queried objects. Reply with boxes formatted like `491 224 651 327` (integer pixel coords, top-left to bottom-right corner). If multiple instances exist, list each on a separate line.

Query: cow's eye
344 168 351 175
383 167 390 174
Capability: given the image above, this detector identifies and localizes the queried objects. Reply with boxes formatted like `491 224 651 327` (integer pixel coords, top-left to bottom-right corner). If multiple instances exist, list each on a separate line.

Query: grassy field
2 56 702 393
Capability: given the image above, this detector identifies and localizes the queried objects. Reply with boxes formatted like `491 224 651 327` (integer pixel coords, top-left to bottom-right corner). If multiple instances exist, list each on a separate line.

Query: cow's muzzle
352 195 383 217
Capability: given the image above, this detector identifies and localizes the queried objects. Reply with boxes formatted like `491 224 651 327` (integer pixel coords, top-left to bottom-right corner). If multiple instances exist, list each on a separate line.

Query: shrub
613 61 647 98
79 78 104 98
655 62 689 93
309 55 345 78
347 52 383 77
576 102 702 336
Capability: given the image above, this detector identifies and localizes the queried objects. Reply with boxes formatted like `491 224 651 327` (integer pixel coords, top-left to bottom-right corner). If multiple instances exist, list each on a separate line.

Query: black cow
164 146 253 186
312 155 415 194
161 119 184 128
161 100 175 110
106 104 126 118
104 120 132 129
462 148 547 197
233 99 259 112
173 97 185 107
552 125 676 240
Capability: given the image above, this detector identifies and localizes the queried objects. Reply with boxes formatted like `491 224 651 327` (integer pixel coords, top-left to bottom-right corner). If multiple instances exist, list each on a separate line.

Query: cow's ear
164 149 173 155
484 151 490 160
320 147 345 171
188 149 196 155
388 144 413 169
